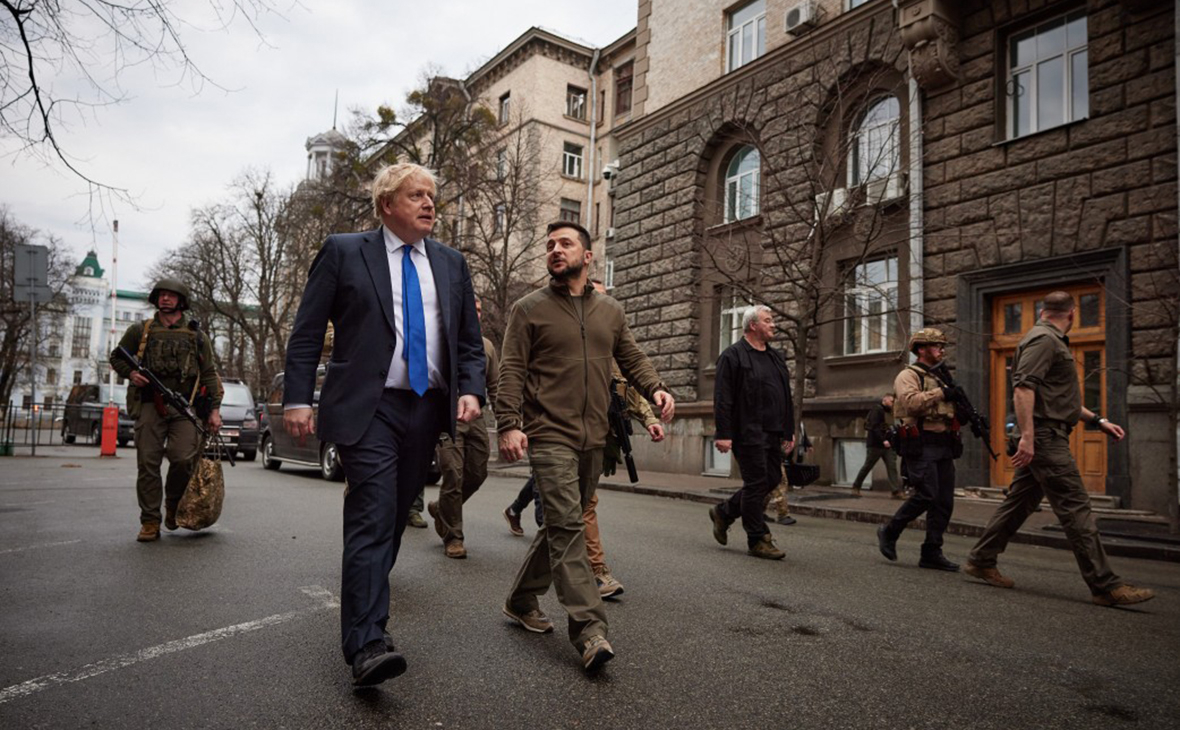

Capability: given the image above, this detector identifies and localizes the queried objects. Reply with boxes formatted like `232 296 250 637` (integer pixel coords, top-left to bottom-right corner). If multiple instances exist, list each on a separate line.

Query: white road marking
0 586 340 705
0 500 55 507
0 540 82 555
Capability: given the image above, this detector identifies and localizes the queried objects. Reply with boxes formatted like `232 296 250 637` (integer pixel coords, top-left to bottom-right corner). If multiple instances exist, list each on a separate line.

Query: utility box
100 405 119 456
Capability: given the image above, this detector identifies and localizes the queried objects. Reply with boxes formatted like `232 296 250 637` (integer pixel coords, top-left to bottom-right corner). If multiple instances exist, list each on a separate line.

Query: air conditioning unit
814 188 849 222
605 227 617 239
785 1 819 34
864 172 908 206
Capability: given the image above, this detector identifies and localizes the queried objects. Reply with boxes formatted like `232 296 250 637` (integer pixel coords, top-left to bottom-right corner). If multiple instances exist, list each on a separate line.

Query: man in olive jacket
497 222 674 673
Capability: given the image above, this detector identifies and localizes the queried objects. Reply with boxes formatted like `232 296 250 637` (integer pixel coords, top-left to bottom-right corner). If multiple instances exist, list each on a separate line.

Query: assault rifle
115 346 235 466
931 362 998 461
606 378 639 483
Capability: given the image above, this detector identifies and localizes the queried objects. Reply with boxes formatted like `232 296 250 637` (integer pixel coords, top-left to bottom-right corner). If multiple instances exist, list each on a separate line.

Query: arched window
724 145 760 223
849 97 900 186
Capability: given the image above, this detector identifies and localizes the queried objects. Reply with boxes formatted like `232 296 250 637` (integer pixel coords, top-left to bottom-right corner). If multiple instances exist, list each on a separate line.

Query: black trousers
336 388 445 663
884 441 955 554
721 433 784 547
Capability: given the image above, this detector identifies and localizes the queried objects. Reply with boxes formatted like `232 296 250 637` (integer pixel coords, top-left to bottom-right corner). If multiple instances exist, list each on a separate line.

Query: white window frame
726 0 767 73
559 198 581 225
562 142 584 179
566 85 587 120
498 92 511 125
844 257 900 355
723 145 760 223
835 439 867 485
846 0 873 9
493 204 506 234
849 96 901 187
604 259 615 289
719 291 754 354
1006 10 1088 139
496 148 507 181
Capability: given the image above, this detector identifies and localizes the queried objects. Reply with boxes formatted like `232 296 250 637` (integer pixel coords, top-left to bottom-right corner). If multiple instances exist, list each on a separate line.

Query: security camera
602 165 615 181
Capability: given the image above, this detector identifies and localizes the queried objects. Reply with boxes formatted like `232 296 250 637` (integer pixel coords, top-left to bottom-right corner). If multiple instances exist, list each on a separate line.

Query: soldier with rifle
876 328 963 572
109 279 222 542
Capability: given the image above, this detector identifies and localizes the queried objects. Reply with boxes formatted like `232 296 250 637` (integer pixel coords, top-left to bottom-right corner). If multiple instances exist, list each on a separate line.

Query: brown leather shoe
964 562 1015 589
502 604 554 633
427 500 447 541
1092 584 1155 607
444 539 467 559
748 533 785 560
164 505 178 531
137 522 161 542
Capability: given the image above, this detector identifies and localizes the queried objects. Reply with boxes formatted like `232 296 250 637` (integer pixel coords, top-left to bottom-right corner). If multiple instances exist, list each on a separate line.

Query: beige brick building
606 0 1177 517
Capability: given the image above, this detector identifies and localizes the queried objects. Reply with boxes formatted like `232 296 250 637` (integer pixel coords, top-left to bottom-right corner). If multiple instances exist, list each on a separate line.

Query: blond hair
370 163 438 219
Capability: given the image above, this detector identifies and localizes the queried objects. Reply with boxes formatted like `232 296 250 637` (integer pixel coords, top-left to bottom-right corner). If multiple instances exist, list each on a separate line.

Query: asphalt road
1 447 1178 729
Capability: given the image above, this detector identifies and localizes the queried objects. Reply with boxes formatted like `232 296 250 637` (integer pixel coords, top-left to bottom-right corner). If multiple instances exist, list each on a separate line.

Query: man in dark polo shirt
965 291 1154 607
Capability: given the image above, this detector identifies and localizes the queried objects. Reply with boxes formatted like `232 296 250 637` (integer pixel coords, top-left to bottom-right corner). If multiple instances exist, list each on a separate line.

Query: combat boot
137 522 161 542
708 505 731 546
964 562 1015 588
919 549 960 572
877 525 897 561
748 533 785 560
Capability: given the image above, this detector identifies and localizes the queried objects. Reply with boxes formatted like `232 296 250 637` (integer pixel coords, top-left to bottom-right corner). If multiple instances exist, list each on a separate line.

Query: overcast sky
0 0 637 292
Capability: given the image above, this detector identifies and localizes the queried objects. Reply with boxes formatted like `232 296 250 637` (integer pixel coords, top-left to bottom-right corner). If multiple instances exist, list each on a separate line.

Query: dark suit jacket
283 227 486 446
713 338 794 443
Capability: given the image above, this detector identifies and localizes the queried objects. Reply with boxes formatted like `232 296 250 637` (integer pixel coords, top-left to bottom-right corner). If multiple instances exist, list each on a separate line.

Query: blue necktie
401 245 428 396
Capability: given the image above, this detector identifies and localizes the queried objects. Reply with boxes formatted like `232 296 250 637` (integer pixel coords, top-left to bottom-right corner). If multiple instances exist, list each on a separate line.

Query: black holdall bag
784 422 820 487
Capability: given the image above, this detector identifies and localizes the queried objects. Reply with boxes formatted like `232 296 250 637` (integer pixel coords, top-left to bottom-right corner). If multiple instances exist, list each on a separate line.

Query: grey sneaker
502 604 554 633
582 635 615 672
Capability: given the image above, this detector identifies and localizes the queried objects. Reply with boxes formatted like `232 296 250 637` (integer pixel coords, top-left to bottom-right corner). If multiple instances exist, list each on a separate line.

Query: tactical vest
127 320 204 418
894 364 956 426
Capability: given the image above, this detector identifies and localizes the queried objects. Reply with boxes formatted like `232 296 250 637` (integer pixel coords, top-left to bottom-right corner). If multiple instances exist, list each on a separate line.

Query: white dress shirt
384 226 445 391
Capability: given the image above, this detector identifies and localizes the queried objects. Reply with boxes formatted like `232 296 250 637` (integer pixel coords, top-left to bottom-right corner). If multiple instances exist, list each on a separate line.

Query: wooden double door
988 285 1107 493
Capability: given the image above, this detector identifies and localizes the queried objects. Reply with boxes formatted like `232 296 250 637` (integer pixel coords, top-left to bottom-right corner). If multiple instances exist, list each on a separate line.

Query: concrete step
960 486 1122 510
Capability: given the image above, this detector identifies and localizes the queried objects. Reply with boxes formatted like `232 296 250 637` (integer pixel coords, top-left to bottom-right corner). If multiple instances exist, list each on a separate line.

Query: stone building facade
610 0 1177 515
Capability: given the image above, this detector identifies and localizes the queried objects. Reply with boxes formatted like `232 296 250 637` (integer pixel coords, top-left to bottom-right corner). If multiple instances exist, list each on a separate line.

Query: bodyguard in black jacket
708 306 796 560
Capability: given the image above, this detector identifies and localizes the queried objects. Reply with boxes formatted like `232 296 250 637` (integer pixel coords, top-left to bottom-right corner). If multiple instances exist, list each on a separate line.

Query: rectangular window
559 198 582 225
498 92 511 125
566 85 587 120
594 202 601 237
704 436 732 476
604 259 615 289
598 89 606 122
73 370 83 385
71 318 92 358
844 257 902 355
727 0 766 73
848 0 872 8
1007 11 1087 139
718 289 754 353
562 142 584 179
46 368 57 386
47 340 61 358
835 439 867 485
496 148 507 181
493 204 506 234
614 62 633 116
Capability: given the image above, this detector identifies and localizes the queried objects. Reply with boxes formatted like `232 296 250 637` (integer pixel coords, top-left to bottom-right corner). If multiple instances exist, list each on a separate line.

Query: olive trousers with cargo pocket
506 441 608 650
969 428 1121 595
432 413 490 543
134 404 201 524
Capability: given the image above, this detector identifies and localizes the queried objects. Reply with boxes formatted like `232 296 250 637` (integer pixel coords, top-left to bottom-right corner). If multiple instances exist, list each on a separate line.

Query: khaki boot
137 522 161 542
444 539 467 559
748 533 785 560
1092 584 1155 607
964 562 1015 589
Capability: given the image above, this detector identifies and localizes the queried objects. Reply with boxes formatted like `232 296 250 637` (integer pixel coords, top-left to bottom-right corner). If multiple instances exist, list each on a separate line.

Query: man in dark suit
284 163 486 687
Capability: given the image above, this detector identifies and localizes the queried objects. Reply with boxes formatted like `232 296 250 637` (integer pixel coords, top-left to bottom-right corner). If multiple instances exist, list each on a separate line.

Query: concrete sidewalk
490 462 1180 563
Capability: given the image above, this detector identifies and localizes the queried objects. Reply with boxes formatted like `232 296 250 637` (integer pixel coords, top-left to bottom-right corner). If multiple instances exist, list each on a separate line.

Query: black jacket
865 402 891 448
713 339 794 443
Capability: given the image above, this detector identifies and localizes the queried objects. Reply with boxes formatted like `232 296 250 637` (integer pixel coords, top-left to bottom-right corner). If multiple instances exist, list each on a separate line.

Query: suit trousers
507 442 607 649
134 405 201 524
433 413 490 543
337 388 445 663
852 446 899 491
884 441 955 553
721 433 784 547
969 429 1120 594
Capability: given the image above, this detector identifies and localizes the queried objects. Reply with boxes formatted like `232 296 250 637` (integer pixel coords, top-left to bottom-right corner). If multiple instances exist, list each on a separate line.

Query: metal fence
0 403 78 455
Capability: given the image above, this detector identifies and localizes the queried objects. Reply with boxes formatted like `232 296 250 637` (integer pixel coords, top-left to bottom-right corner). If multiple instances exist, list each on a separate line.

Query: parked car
216 380 260 461
61 384 134 446
260 367 441 483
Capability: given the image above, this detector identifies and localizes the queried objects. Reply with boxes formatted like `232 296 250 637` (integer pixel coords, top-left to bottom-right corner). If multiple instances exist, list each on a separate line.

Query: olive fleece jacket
496 281 667 451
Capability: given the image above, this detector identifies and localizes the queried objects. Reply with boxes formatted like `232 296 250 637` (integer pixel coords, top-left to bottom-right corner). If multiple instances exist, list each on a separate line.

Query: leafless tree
0 206 74 406
693 43 910 422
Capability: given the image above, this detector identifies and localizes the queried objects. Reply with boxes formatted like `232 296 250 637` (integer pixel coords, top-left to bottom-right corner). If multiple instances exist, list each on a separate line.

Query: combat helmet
908 327 947 354
148 278 191 311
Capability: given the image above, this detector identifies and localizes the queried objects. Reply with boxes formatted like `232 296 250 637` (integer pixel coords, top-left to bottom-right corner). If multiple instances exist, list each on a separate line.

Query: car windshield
221 383 254 408
98 386 127 407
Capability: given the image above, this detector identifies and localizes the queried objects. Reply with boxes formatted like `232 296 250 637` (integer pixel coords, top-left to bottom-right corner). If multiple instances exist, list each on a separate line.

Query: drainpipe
455 79 473 245
1174 0 1179 522
895 0 924 339
587 49 601 246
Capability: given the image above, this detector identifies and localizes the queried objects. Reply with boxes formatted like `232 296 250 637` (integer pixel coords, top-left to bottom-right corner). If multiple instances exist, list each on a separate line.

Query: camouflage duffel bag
176 440 226 530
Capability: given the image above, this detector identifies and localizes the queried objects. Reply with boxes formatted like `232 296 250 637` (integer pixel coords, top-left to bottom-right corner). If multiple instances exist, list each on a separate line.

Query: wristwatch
1091 414 1108 427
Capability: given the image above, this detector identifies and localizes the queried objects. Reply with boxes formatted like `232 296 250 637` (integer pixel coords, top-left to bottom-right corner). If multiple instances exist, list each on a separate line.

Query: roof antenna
332 89 339 130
